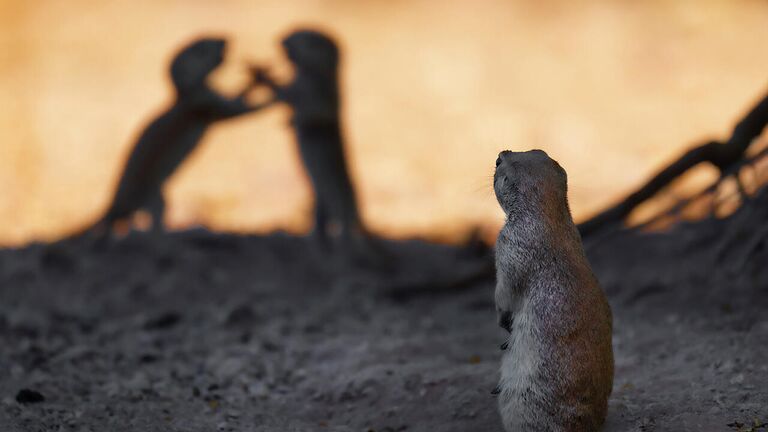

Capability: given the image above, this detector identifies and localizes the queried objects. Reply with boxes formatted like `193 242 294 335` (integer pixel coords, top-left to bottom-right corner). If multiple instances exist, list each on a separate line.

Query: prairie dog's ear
548 158 569 200
553 160 567 182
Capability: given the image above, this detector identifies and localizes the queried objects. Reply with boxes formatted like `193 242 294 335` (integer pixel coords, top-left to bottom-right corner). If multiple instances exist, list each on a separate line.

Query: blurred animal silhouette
254 30 372 256
492 150 613 432
80 37 272 239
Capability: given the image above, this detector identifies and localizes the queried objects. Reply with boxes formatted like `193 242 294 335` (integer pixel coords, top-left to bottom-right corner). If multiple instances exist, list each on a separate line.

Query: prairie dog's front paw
497 310 513 333
249 65 273 84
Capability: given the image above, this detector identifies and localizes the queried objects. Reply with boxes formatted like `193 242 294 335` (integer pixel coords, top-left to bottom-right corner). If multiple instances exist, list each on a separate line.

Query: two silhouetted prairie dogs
493 149 614 432
89 31 369 256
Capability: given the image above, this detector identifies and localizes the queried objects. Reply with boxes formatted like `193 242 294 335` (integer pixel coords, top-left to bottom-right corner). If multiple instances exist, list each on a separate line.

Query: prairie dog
254 30 367 252
493 149 613 432
85 37 271 238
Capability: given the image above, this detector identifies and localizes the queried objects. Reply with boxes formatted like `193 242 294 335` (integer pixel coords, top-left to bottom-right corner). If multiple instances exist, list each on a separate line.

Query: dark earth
0 229 766 431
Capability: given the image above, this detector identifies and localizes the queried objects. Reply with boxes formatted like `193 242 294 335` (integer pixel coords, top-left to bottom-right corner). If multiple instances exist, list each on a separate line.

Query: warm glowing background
1 0 767 246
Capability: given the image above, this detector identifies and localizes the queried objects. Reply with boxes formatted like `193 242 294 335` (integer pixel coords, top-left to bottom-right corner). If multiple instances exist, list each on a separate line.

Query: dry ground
0 230 766 431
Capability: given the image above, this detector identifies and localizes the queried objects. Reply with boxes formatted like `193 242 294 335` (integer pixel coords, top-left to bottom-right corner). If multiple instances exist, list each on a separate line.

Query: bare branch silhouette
579 91 768 237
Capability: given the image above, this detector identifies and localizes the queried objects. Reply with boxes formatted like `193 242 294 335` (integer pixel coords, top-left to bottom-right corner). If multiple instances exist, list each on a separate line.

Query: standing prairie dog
253 30 370 255
493 149 613 432
78 37 272 240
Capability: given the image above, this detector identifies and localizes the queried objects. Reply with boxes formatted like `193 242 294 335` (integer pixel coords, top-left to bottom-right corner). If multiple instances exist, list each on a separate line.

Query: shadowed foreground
0 231 765 431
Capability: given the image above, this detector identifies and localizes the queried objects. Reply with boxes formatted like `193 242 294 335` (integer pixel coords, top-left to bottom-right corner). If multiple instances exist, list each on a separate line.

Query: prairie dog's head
494 149 569 217
170 37 226 92
282 29 339 74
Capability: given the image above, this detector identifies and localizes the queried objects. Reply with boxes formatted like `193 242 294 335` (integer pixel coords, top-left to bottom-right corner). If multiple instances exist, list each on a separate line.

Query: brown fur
493 149 614 431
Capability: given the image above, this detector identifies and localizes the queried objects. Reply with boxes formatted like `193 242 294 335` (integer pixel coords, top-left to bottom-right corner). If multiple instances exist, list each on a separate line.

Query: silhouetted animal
254 30 368 253
86 37 272 237
492 150 614 431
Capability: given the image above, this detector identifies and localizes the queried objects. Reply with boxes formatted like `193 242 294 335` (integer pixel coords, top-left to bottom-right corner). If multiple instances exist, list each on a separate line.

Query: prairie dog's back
492 149 613 432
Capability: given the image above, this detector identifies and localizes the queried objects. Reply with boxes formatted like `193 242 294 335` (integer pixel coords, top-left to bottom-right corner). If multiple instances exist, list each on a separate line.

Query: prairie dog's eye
495 157 502 167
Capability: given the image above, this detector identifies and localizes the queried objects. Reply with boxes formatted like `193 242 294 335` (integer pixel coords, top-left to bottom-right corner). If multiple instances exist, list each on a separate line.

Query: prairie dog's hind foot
343 231 397 272
140 193 166 236
311 221 395 272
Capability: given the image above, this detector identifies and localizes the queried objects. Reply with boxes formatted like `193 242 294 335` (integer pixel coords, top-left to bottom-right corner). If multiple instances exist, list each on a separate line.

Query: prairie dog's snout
494 151 521 211
494 151 516 188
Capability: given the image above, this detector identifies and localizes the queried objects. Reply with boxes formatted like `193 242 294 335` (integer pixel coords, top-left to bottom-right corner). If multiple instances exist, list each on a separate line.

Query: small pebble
144 312 181 330
15 389 45 404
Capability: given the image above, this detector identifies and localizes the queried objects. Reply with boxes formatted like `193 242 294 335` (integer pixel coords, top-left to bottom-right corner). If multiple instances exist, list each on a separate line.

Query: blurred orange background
1 0 767 246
